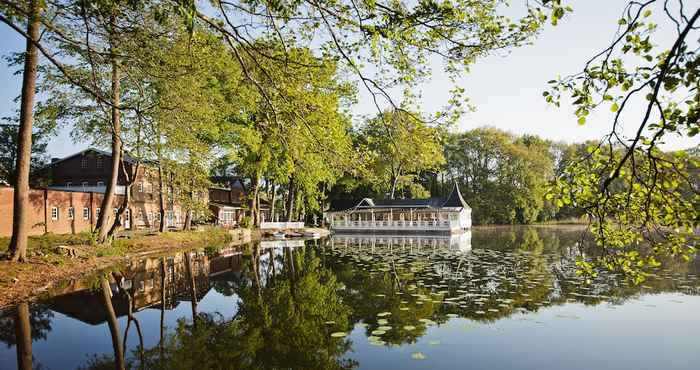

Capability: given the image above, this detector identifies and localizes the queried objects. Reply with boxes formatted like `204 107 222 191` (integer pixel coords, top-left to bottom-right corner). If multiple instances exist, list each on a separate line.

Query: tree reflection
135 246 356 369
0 301 52 370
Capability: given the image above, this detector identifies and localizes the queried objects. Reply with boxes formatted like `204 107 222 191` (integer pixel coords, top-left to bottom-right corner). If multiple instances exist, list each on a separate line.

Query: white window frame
96 208 101 219
68 207 75 220
51 207 59 221
138 183 143 193
81 181 89 190
97 181 104 187
66 182 72 189
83 207 90 220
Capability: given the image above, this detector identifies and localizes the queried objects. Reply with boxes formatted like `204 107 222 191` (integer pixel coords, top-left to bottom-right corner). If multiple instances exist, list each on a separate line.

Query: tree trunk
269 180 276 222
14 302 32 370
95 17 121 243
158 164 166 232
182 184 194 231
286 177 295 222
8 0 41 262
159 257 166 364
100 277 125 370
184 252 198 325
249 171 260 227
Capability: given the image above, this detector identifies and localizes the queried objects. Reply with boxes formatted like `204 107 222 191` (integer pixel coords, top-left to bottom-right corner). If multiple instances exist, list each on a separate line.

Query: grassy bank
0 227 242 309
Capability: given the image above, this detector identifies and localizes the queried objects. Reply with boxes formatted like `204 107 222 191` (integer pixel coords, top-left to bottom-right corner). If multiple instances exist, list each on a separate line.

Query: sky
0 0 697 158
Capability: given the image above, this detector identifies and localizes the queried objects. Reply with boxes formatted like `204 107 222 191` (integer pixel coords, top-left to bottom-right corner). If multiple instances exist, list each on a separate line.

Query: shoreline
1 227 331 309
0 228 259 309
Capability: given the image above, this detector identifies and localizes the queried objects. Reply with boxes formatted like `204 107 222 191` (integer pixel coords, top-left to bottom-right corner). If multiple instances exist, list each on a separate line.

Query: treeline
442 127 589 225
328 125 592 225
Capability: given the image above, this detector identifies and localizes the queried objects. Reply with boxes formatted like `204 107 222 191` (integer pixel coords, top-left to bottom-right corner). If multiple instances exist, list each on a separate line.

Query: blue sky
1 0 697 158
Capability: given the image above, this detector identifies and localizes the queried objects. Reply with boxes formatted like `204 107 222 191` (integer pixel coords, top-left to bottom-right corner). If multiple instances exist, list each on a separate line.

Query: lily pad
330 332 347 338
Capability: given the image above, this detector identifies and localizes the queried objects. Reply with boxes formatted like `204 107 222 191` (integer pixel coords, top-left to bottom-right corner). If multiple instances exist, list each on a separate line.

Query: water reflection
1 227 699 370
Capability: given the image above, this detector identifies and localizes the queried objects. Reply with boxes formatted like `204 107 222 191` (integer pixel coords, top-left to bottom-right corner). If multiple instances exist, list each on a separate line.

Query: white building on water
324 183 472 234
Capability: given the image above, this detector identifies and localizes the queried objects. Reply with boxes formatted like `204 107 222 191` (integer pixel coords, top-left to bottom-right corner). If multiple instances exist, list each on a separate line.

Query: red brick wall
0 187 184 237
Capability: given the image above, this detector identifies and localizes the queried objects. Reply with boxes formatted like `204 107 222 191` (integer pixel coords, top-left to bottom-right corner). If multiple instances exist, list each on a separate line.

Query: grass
1 226 234 259
0 232 95 255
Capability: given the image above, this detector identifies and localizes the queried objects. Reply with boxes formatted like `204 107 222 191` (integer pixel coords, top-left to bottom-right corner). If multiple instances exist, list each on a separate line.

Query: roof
46 148 139 168
210 176 245 190
327 183 470 212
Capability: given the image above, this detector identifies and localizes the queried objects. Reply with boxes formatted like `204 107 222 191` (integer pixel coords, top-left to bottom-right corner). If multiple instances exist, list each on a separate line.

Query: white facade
324 184 472 234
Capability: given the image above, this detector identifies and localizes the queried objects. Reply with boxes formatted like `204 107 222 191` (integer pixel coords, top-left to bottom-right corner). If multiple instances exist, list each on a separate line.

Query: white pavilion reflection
327 231 472 253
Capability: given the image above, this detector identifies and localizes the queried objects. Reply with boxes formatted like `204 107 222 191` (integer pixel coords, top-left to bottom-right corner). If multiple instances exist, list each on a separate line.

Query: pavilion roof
327 183 470 212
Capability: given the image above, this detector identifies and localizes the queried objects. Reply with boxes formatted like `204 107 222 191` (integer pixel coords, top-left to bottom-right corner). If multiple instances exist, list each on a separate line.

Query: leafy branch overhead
545 0 699 281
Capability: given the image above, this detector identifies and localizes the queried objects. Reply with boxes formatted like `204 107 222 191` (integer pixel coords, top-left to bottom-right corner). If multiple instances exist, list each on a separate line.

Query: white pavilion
324 183 472 234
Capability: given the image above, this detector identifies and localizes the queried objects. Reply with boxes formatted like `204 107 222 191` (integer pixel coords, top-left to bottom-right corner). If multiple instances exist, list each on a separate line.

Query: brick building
0 185 123 237
208 176 271 227
1 149 265 237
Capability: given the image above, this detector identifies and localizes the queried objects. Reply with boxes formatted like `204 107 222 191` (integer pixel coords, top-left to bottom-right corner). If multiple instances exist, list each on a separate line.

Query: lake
1 226 699 370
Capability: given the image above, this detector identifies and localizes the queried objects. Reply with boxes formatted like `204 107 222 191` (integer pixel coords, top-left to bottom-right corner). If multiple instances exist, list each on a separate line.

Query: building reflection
46 249 246 325
328 232 472 253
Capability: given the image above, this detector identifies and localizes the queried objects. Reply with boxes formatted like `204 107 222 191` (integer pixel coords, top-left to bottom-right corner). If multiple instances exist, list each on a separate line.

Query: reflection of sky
0 290 240 369
346 293 700 370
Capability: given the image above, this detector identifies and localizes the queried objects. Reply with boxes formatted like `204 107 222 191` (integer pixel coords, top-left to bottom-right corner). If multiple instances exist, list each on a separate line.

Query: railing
331 219 460 231
260 221 305 229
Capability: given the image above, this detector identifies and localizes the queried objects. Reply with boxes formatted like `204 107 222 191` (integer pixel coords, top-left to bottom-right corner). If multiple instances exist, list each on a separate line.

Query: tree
0 123 49 186
443 127 553 224
358 109 445 199
545 1 699 281
5 0 41 262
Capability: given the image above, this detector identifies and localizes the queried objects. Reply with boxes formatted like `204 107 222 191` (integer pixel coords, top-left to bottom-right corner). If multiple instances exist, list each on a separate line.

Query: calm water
1 227 699 370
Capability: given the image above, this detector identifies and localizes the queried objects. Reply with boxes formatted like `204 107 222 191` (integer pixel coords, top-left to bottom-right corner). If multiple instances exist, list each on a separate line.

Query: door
124 209 131 229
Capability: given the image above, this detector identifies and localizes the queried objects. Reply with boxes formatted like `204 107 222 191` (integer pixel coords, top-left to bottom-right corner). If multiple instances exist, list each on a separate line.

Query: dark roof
210 176 245 190
46 148 139 168
327 183 470 212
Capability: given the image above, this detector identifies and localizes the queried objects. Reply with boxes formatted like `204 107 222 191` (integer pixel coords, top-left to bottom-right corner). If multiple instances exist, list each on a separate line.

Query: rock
55 245 78 258
11 277 19 284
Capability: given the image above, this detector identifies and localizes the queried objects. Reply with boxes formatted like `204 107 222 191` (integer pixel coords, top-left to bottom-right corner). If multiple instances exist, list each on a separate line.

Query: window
81 156 88 169
51 207 59 221
96 208 101 219
66 182 72 189
96 156 103 169
81 181 89 190
68 207 75 220
97 181 104 187
83 207 90 220
138 183 143 193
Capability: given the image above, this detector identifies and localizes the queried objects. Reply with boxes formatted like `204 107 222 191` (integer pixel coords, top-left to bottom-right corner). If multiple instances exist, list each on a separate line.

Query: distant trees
443 128 555 224
0 123 49 186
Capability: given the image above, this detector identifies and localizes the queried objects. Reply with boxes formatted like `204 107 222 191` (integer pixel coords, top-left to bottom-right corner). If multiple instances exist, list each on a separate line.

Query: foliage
0 123 50 186
443 127 554 224
357 109 445 199
545 1 700 281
